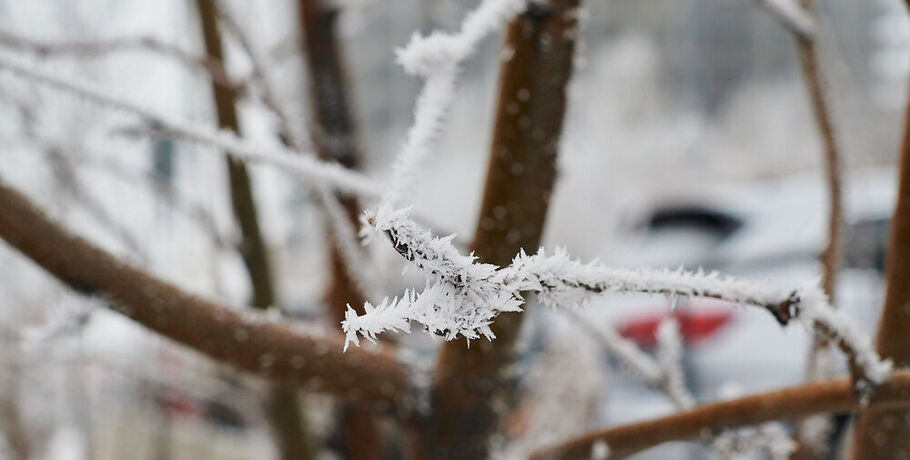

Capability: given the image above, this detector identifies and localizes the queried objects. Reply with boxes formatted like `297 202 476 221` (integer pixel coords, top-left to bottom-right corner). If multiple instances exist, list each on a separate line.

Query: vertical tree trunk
297 1 383 459
425 2 581 458
194 1 312 459
850 2 910 454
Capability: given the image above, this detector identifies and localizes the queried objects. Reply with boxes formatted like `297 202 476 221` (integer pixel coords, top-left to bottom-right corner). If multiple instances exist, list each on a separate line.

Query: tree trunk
850 1 910 454
194 1 312 458
425 2 581 457
297 1 383 458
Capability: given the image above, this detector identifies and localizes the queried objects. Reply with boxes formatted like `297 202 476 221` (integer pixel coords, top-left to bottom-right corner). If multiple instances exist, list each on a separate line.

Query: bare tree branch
424 1 581 457
295 0 385 457
530 370 910 460
0 177 413 407
0 55 383 199
194 0 315 456
0 29 240 92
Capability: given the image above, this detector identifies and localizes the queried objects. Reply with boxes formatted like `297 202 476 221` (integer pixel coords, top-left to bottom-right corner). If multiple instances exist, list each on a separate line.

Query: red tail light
616 308 734 348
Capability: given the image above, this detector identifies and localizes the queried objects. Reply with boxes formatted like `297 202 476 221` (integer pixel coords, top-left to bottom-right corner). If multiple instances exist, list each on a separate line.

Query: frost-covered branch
345 208 891 393
384 0 528 204
565 311 662 384
212 2 310 149
0 55 383 199
798 291 892 397
317 185 382 302
566 311 697 409
501 250 799 323
343 206 522 346
655 318 696 409
0 29 239 91
207 1 381 303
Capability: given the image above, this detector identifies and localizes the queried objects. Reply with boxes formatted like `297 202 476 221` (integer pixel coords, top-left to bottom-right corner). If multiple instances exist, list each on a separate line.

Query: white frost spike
341 281 519 349
395 0 527 76
342 292 416 351
795 280 892 389
386 0 528 204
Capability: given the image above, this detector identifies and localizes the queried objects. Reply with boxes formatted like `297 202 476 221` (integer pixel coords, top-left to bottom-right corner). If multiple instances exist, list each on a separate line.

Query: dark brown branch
0 177 412 405
194 0 312 457
196 0 276 311
530 370 910 460
297 0 383 458
850 0 910 453
425 1 581 458
791 0 842 313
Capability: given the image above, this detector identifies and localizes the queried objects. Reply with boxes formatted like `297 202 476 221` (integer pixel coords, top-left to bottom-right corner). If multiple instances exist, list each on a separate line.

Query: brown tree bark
297 1 383 458
424 2 581 457
794 3 841 305
195 1 309 457
531 370 910 460
0 177 412 404
850 35 910 459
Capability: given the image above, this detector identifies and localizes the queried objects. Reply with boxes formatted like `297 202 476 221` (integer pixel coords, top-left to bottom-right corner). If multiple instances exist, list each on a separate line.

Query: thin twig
213 0 380 305
0 29 240 92
0 55 383 199
530 370 910 460
213 2 310 149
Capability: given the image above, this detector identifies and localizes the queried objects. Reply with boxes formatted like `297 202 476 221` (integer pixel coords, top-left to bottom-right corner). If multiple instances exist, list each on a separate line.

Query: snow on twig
796 282 893 396
343 206 522 347
499 248 799 322
0 55 383 199
345 208 892 393
384 0 528 204
316 185 383 302
565 311 662 384
212 2 381 302
656 317 696 409
565 311 694 409
0 29 235 85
